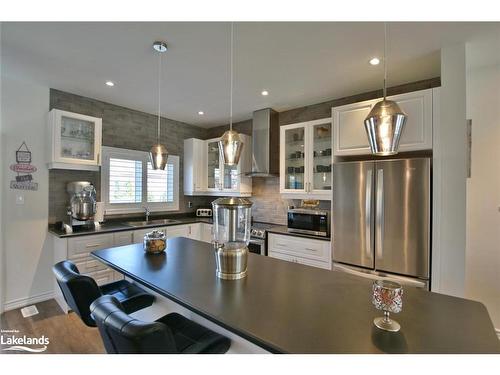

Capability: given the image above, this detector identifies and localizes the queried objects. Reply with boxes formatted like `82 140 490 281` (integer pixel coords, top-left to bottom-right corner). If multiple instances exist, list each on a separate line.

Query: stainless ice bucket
213 243 248 280
211 197 253 280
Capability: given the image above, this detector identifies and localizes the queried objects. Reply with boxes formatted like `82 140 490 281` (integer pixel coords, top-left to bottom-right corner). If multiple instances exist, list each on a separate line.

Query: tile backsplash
250 177 290 225
249 177 331 225
49 169 100 224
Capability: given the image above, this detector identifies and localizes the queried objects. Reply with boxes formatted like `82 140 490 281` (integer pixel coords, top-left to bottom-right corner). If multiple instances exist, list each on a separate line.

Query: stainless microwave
287 208 329 237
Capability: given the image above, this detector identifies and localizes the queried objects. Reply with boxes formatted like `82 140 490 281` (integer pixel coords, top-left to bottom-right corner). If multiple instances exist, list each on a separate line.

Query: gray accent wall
49 89 212 223
49 77 440 224
278 77 441 125
203 119 252 139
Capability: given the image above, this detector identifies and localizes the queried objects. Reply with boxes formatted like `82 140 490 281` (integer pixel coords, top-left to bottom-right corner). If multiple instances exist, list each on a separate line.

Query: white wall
431 44 467 297
1 73 51 311
465 62 500 329
0 22 4 313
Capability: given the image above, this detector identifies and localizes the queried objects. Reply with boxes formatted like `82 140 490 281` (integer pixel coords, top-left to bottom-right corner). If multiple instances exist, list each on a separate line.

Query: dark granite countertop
92 238 500 354
48 216 213 238
267 225 331 241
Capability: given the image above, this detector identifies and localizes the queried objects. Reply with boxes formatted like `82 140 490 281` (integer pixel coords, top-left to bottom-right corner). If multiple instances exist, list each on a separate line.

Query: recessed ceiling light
198 111 204 115
105 81 115 87
369 57 380 66
261 90 269 96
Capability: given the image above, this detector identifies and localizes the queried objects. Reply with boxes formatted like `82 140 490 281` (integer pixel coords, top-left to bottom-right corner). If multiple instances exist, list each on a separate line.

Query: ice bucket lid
144 229 165 239
212 197 253 208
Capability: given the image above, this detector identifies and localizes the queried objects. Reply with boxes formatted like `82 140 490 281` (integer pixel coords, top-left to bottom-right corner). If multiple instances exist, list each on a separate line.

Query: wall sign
10 142 38 191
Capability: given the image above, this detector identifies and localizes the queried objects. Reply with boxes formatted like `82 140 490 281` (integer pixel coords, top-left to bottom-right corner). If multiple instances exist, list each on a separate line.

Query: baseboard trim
3 291 55 312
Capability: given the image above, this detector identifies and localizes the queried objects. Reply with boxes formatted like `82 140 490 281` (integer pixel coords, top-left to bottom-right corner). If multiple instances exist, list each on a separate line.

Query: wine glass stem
384 310 391 323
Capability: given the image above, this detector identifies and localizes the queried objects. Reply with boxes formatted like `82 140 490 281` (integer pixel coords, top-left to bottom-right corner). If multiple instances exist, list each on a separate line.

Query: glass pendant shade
364 99 407 156
219 129 244 166
150 41 168 170
149 143 168 170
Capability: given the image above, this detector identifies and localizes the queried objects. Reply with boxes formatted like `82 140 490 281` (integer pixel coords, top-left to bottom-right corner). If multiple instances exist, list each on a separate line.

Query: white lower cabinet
92 269 116 286
268 233 332 270
113 231 133 246
166 223 202 240
200 223 213 243
53 231 135 313
67 233 114 259
133 223 202 243
53 221 208 313
132 228 155 243
167 225 190 239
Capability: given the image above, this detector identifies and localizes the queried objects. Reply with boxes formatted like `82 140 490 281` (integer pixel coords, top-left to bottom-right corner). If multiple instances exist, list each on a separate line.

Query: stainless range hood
246 108 280 177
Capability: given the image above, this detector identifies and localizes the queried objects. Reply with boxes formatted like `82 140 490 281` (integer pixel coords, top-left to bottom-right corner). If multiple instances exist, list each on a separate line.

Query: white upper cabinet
47 109 102 170
280 118 332 199
184 134 252 197
332 88 435 156
184 138 206 194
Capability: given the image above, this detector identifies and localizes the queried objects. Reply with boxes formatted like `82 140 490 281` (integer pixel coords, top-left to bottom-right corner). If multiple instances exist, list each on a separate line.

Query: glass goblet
372 279 403 332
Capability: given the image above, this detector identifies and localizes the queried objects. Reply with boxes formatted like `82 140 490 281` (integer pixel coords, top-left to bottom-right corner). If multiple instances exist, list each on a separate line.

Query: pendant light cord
383 22 387 99
157 48 162 144
229 22 234 132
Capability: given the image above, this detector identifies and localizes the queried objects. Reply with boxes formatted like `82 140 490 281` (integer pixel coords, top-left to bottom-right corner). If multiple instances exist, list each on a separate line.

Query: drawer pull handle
305 248 318 252
85 243 102 248
276 243 287 247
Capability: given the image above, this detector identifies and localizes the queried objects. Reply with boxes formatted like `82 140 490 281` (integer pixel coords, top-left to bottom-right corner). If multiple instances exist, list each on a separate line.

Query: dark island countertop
48 216 213 238
91 238 500 354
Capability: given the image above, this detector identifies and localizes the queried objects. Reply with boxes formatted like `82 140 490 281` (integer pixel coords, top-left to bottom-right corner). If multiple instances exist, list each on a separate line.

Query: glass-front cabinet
189 135 252 196
283 126 306 192
206 139 240 191
280 118 332 199
48 109 102 170
223 163 239 190
207 141 221 190
205 136 249 193
311 122 332 192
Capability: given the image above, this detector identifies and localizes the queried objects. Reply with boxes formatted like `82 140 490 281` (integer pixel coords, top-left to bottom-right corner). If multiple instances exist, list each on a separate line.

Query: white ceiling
2 22 499 128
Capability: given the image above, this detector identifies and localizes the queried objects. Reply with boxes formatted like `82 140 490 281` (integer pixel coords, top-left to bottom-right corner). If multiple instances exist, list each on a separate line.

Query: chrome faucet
143 206 151 222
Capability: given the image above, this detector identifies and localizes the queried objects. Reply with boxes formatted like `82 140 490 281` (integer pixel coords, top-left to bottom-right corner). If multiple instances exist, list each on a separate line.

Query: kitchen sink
124 219 181 227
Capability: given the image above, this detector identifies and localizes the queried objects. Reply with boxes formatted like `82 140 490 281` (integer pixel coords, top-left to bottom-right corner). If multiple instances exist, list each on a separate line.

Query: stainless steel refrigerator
332 158 430 289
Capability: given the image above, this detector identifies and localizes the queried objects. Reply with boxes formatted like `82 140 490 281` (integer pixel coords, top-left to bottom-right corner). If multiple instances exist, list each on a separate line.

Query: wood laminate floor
0 299 105 354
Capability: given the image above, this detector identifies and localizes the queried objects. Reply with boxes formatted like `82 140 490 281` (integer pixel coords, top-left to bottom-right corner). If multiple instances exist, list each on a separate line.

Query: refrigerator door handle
365 168 373 258
376 168 384 260
333 263 428 289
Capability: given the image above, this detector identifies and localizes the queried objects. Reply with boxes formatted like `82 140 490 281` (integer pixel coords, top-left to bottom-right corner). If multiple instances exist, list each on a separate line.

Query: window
147 162 174 203
109 158 142 204
102 146 179 213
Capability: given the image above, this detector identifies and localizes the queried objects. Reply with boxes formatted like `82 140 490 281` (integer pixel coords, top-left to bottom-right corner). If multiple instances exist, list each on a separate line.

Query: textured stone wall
203 119 252 140
278 77 441 125
49 89 212 223
49 77 440 224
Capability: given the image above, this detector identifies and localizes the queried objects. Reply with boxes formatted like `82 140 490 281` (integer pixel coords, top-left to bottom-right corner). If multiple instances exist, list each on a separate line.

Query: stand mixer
62 181 98 233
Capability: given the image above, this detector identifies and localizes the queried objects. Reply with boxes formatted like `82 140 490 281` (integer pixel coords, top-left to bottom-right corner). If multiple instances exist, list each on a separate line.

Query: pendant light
364 23 408 156
149 41 169 170
219 22 244 166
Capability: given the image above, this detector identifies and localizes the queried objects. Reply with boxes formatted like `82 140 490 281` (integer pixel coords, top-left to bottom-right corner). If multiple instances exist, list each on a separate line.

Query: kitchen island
91 238 500 354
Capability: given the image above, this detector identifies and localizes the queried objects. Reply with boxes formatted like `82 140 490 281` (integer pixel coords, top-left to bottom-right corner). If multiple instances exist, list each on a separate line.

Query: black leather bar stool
53 260 155 327
90 295 231 354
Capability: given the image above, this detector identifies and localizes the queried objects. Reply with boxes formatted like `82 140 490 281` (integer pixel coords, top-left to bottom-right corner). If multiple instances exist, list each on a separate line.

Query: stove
249 222 276 256
250 222 276 239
